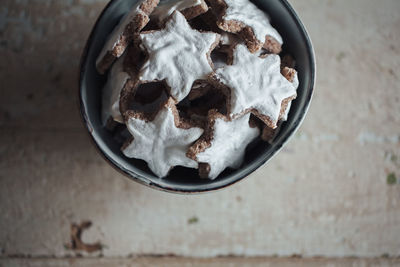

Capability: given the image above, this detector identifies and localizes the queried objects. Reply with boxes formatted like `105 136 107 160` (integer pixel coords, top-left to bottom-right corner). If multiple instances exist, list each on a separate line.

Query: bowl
78 0 316 193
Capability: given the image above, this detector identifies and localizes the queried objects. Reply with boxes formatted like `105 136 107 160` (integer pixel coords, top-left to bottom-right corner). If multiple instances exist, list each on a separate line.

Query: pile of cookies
97 0 299 179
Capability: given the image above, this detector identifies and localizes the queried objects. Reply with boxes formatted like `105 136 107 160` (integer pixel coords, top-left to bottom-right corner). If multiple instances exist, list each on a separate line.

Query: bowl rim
78 0 316 194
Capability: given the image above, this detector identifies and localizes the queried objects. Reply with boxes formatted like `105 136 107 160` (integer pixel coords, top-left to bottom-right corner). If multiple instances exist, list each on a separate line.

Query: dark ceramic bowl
79 0 315 193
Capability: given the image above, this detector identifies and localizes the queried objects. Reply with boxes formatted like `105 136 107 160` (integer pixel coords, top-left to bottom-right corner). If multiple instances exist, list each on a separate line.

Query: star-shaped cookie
211 44 298 129
209 0 282 53
187 112 259 179
139 11 220 102
122 98 204 177
96 0 159 74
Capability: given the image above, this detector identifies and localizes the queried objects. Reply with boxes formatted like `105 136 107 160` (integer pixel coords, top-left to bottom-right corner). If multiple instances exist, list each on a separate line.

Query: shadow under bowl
79 0 316 194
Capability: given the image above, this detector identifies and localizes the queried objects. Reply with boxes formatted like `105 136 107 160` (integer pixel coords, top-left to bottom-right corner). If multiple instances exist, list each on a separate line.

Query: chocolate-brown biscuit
119 80 170 121
187 86 226 117
249 114 277 143
133 82 165 104
281 54 296 69
151 0 209 27
96 0 159 74
189 8 220 32
187 81 214 100
138 11 221 102
122 97 204 178
187 110 224 161
124 42 146 76
189 7 242 56
123 97 198 130
278 66 297 120
101 43 146 127
208 44 297 129
263 35 282 54
260 66 298 142
123 98 200 135
281 67 297 83
261 125 275 142
208 0 282 53
181 0 209 20
187 110 259 179
261 121 283 143
216 31 243 66
188 7 241 66
198 163 211 179
176 83 226 128
141 17 162 32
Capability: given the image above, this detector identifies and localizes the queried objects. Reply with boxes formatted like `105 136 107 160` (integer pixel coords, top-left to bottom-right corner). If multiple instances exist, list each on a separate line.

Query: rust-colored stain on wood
65 221 103 253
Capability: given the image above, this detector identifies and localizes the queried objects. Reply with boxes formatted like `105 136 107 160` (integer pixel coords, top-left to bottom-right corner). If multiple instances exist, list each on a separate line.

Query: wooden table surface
0 0 399 266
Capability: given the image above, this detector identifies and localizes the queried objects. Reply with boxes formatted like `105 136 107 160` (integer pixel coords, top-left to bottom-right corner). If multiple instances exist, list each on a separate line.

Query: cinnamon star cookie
139 11 220 102
187 112 259 179
209 0 282 53
96 0 159 74
122 98 204 177
210 44 298 129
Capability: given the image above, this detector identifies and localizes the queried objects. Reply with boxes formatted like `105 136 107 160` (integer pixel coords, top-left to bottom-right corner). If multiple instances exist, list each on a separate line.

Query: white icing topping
214 44 297 127
139 11 219 101
101 54 130 125
196 113 259 179
96 2 144 66
282 101 291 121
282 72 298 121
123 102 204 177
151 0 202 23
292 71 299 89
222 0 282 45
